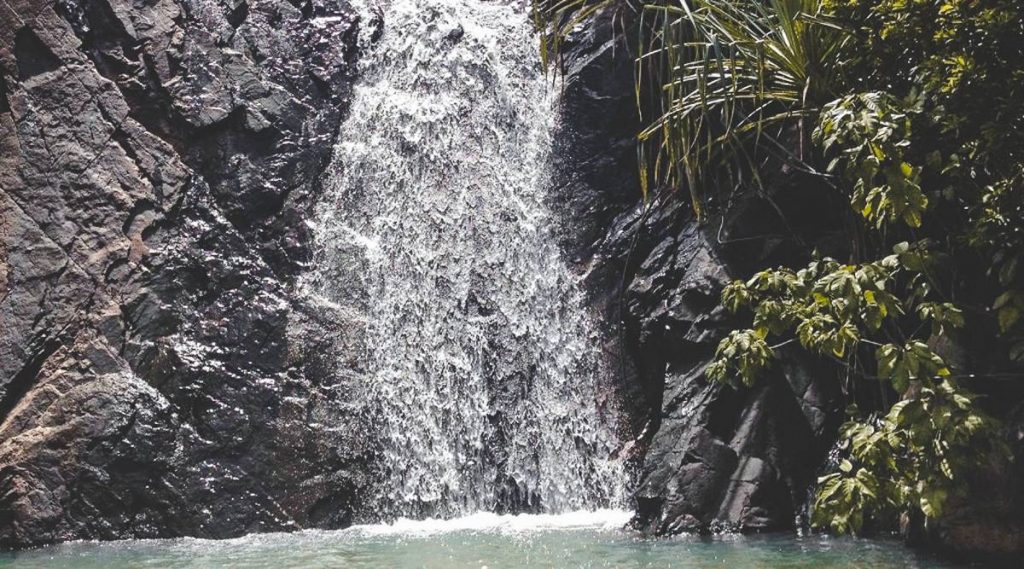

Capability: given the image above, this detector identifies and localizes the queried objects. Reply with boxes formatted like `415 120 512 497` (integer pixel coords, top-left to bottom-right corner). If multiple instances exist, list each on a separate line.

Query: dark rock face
623 214 844 534
557 6 1022 554
1 0 1010 556
0 0 363 548
546 6 655 443
553 6 845 535
913 386 1024 555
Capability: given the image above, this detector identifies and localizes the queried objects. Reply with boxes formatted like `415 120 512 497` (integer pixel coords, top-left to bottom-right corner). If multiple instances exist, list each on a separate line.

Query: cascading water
306 0 627 520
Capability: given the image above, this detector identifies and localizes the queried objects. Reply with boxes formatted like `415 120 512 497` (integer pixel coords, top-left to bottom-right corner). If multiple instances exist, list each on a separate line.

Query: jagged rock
0 0 362 548
553 5 844 536
556 6 1024 555
2 0 1016 558
618 218 842 535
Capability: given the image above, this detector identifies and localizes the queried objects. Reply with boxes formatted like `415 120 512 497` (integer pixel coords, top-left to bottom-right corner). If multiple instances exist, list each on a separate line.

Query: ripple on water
0 516 977 569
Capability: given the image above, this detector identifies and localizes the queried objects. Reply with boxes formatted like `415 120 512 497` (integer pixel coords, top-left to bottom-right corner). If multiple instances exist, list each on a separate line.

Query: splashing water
304 0 628 520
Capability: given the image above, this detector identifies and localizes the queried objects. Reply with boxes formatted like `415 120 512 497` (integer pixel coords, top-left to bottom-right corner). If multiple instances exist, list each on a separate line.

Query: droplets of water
306 0 627 520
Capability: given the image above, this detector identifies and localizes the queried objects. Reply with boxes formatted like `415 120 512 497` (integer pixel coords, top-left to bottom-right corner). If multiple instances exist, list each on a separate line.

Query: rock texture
1 0 1016 557
621 207 846 534
0 0 363 548
557 5 1023 556
553 5 845 536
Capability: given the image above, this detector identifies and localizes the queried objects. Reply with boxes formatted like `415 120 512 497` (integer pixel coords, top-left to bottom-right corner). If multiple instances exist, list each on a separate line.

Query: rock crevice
1 0 363 548
551 5 844 536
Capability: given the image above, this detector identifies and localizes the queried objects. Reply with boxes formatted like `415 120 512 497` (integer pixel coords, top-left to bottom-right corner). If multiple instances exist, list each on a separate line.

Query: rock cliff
553 4 851 536
0 0 848 548
0 0 363 547
2 0 1018 557
554 6 1023 556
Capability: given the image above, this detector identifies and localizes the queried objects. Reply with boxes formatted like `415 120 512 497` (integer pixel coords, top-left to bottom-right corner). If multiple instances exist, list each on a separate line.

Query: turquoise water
0 511 977 569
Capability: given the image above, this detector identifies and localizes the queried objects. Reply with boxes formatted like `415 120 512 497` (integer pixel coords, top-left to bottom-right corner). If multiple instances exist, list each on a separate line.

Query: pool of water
0 510 977 568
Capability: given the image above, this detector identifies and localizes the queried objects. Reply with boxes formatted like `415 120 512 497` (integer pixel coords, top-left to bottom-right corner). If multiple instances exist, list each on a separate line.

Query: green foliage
821 2 1024 329
706 329 772 387
823 0 1024 148
698 0 1024 534
971 170 1024 362
812 457 883 535
704 240 1009 534
813 382 1007 534
636 0 851 213
531 1 617 72
815 93 927 228
915 302 964 337
874 341 950 394
709 243 957 395
535 0 1022 538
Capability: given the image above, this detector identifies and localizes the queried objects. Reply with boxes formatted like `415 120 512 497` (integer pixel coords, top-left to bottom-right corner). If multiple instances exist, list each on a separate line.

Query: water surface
0 511 974 569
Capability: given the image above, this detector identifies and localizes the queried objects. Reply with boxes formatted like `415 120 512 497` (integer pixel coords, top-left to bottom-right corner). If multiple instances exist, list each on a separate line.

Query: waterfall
306 0 627 520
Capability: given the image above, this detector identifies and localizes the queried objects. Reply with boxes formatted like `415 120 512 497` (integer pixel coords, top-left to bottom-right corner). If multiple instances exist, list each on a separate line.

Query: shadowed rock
550 4 844 536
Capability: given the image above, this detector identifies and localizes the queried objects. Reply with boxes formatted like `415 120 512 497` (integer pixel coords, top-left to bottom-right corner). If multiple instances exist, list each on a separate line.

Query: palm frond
637 0 852 218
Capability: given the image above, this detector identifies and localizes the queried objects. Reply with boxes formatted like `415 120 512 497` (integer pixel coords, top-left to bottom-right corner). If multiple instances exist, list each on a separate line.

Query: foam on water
344 509 635 538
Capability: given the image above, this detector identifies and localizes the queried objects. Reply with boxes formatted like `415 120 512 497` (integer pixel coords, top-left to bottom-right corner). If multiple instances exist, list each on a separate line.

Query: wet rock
553 4 844 535
552 5 1024 556
0 0 362 548
547 3 656 446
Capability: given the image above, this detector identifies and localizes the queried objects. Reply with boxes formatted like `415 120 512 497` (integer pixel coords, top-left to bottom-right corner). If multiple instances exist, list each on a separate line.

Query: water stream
304 0 627 519
0 517 968 569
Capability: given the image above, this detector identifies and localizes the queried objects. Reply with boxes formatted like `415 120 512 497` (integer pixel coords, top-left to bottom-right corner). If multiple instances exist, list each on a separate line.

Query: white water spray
307 0 627 519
